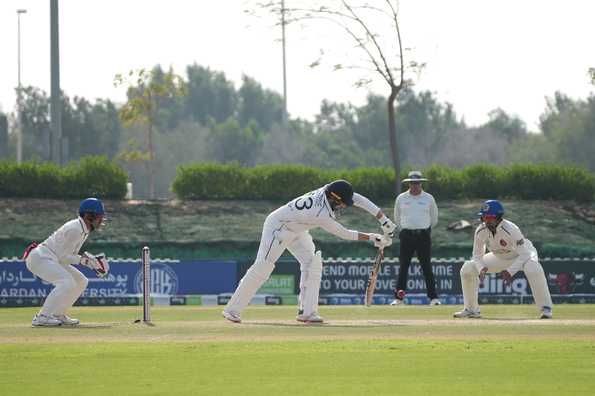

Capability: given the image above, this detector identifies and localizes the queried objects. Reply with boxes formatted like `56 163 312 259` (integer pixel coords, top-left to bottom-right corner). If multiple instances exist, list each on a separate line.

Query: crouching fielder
454 200 553 319
223 180 395 324
24 198 109 327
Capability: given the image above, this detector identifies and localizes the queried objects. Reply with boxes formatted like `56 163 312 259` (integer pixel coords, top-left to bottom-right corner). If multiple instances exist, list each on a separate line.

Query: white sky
0 0 594 131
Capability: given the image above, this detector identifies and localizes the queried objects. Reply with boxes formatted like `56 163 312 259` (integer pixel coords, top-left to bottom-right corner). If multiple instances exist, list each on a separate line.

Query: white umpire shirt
37 217 90 265
394 190 438 230
271 187 381 241
472 219 538 276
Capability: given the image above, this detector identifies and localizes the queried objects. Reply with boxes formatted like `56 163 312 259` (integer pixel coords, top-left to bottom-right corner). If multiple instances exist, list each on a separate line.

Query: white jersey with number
268 186 379 241
472 219 537 275
37 217 90 265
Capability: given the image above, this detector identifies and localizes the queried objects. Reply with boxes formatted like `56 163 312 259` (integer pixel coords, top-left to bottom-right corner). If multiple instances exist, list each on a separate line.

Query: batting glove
379 214 396 237
370 233 392 249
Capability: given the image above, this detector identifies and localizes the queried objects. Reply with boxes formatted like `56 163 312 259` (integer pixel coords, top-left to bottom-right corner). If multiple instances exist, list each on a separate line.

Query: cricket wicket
142 246 151 323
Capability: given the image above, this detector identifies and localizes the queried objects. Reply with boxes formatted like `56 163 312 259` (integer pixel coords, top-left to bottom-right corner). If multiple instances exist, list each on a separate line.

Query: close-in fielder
223 180 396 323
24 198 110 326
453 200 553 319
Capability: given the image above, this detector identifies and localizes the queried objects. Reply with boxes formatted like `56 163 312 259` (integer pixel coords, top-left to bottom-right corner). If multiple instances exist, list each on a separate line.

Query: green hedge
0 156 128 199
172 163 595 202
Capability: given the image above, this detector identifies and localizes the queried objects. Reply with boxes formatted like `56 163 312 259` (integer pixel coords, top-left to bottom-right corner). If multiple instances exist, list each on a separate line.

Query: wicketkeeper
454 200 553 319
223 180 395 323
23 198 110 326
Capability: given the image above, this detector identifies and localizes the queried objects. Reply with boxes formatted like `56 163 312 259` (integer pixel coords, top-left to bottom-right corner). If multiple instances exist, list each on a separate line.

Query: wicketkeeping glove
500 270 512 286
80 251 96 268
80 251 110 278
94 253 110 277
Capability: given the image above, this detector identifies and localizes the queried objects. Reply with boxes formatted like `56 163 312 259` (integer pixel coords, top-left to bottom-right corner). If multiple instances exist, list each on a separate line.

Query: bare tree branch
245 0 416 193
384 0 404 90
341 0 396 85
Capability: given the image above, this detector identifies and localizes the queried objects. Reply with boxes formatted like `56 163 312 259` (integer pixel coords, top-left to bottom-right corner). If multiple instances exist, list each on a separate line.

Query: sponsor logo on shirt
499 239 507 247
516 239 524 246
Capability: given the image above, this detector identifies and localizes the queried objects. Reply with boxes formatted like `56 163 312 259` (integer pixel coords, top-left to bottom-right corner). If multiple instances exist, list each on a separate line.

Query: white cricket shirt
37 217 90 265
393 190 438 230
472 219 538 276
270 186 380 240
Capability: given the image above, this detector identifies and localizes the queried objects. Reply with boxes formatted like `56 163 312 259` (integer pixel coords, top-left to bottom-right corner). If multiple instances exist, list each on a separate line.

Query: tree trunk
387 86 401 195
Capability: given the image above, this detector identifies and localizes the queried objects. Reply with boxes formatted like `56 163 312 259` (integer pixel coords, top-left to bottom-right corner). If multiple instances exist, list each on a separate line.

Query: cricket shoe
53 314 80 325
296 312 324 323
32 313 62 327
429 298 442 306
540 307 553 319
453 309 481 318
222 310 242 323
390 299 404 306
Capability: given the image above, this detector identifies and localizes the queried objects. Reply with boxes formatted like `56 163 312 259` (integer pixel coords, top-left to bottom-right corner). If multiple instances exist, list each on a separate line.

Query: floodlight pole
16 9 27 164
281 0 288 127
50 0 63 164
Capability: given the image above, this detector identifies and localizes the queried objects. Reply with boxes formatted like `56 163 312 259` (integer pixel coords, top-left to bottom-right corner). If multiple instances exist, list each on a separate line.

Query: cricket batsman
223 180 395 323
454 200 553 319
23 198 110 326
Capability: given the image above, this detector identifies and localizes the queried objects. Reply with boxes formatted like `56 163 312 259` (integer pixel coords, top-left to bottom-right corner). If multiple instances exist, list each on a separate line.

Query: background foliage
0 156 127 199
172 163 595 202
1 64 594 199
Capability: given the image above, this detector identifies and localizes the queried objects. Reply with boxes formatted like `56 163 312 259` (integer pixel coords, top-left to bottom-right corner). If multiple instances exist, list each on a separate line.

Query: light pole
50 0 62 164
281 0 288 127
16 9 27 164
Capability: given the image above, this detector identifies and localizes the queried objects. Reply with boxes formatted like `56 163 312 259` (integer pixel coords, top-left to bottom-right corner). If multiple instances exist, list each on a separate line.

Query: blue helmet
79 198 105 217
478 200 504 217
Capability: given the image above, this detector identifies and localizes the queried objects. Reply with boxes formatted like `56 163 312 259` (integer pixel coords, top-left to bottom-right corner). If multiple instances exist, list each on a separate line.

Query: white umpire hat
402 170 428 183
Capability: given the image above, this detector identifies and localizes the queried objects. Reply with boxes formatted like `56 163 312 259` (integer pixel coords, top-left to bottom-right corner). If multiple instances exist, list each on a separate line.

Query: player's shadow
46 322 117 329
243 321 402 328
479 317 543 321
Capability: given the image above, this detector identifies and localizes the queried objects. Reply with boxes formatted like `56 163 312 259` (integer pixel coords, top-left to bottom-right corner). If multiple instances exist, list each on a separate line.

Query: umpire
391 170 440 306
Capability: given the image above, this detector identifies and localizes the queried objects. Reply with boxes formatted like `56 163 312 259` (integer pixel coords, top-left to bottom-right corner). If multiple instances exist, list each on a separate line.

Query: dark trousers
396 229 437 299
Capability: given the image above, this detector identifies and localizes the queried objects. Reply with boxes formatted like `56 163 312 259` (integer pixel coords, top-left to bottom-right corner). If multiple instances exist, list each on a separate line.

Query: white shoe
222 310 241 323
540 307 553 319
53 314 80 325
296 312 324 323
429 298 442 306
390 299 404 306
32 313 62 327
453 309 481 318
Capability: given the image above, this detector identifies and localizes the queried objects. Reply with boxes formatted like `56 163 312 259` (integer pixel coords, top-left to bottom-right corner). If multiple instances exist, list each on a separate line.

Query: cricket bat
365 248 384 306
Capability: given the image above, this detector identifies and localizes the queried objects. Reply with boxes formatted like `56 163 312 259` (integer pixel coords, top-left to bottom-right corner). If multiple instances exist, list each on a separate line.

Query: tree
238 75 284 130
483 109 527 143
539 92 595 171
250 0 423 193
114 67 187 199
61 96 121 161
207 118 264 166
19 86 50 160
0 113 8 159
16 86 122 163
184 64 237 125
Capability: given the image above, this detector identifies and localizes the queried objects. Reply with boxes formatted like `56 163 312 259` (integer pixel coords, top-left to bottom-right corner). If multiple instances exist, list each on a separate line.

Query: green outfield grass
1 305 595 396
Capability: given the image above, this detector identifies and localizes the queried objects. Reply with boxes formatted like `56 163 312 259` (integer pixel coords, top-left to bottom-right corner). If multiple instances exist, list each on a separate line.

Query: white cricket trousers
225 213 318 315
460 251 553 313
25 247 88 316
